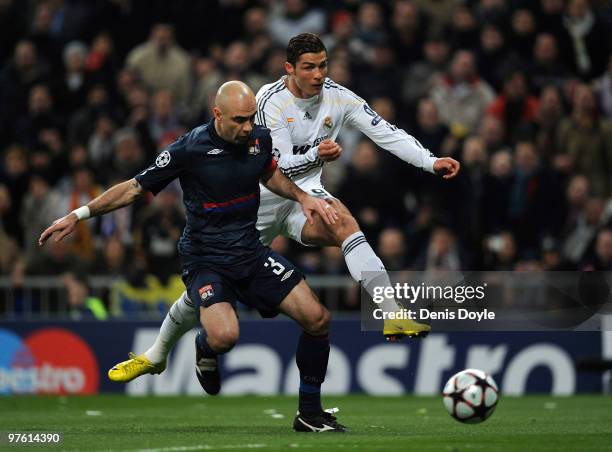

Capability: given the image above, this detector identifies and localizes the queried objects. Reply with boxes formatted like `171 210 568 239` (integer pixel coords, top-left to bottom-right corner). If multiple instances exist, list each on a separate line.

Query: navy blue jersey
135 120 277 269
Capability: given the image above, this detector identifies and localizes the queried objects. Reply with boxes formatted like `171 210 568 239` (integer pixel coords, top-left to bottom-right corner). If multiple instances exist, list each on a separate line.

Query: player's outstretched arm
261 167 338 225
38 178 145 246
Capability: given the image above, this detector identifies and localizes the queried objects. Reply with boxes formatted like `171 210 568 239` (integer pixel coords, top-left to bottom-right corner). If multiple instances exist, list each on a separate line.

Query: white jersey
255 76 438 195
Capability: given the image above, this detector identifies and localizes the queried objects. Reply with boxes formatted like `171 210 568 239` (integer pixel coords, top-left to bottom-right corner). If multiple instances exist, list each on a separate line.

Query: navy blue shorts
182 248 303 318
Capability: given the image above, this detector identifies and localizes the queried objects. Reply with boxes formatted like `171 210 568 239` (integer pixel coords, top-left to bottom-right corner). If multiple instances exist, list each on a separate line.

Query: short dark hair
286 33 327 66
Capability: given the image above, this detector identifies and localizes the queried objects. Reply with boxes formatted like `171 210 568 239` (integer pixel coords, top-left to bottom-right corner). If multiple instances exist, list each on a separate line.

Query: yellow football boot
383 318 431 341
108 352 166 382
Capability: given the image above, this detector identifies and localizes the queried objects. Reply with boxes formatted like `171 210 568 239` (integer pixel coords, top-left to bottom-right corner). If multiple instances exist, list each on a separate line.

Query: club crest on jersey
324 116 333 129
248 138 261 155
198 284 214 302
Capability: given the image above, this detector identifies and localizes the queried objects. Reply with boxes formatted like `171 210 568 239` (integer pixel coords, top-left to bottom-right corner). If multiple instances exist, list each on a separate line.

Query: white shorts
257 180 334 246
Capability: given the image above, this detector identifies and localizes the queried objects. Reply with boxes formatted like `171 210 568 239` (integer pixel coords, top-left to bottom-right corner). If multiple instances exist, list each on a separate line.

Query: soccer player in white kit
109 33 460 386
254 33 459 333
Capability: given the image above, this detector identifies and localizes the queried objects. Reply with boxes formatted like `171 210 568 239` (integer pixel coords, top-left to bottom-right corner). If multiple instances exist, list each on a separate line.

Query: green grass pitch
1 395 611 451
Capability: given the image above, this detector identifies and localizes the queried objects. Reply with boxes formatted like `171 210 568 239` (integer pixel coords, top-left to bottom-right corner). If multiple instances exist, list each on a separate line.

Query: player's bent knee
330 212 360 243
304 305 331 336
207 328 239 354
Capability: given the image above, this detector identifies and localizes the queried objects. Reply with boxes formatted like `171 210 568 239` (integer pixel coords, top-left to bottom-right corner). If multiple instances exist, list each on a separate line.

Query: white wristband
72 206 90 221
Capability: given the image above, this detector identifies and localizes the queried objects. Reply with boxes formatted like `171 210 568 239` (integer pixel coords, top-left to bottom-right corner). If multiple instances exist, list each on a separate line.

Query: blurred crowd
2 0 612 313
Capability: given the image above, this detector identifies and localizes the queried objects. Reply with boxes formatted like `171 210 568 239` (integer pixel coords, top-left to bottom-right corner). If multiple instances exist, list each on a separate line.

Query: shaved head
215 81 255 113
213 81 257 144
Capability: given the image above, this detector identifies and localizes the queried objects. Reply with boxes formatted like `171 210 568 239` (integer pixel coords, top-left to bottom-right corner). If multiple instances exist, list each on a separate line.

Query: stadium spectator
509 9 538 64
268 0 325 47
414 0 457 36
53 40 90 116
106 127 148 183
222 41 266 92
63 272 108 320
454 135 488 243
389 0 427 67
487 70 540 143
133 185 184 284
191 56 223 123
483 231 518 270
87 112 117 168
508 141 563 254
482 150 514 236
516 85 565 162
593 53 612 118
147 89 181 144
562 0 611 80
91 236 131 278
0 184 19 242
583 227 612 270
431 50 495 138
556 83 612 197
1 145 30 244
20 174 61 262
321 10 355 55
126 23 191 104
477 115 508 152
415 226 465 271
529 33 571 93
67 83 114 146
15 83 62 149
377 227 409 271
354 2 387 53
401 36 449 106
411 98 454 158
560 174 600 263
85 32 120 90
446 5 479 51
476 24 510 92
0 40 49 142
57 165 102 262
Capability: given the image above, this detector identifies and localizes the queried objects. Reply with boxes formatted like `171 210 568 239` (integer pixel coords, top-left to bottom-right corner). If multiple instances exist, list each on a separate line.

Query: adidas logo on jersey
207 148 223 155
303 111 312 120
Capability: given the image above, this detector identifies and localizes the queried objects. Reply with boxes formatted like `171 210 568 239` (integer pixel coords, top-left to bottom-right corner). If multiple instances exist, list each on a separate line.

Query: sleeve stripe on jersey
256 82 286 127
323 80 364 102
410 135 426 150
255 80 284 125
258 85 287 127
281 157 323 175
282 160 324 178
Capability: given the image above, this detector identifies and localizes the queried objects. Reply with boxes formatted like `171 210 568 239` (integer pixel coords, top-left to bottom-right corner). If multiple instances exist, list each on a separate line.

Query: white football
442 369 499 424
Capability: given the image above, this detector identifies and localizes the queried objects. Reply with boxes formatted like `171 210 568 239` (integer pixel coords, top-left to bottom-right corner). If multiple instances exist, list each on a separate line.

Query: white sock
341 231 399 314
144 291 198 363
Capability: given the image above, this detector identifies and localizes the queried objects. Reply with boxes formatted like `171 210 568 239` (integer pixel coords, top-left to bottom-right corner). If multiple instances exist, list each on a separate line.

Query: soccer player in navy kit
39 81 348 432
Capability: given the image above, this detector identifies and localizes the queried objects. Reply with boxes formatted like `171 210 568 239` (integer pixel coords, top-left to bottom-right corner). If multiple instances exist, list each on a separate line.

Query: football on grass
443 369 499 424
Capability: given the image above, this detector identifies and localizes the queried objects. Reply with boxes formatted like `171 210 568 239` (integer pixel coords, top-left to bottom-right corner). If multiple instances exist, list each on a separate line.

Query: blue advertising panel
0 320 604 395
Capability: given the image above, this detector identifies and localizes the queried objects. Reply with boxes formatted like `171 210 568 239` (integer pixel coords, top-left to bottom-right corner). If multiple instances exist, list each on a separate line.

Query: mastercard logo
0 328 99 395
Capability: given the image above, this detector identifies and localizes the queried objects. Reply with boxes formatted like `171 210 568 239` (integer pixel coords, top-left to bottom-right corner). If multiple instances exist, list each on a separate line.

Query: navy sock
196 330 217 358
296 331 330 415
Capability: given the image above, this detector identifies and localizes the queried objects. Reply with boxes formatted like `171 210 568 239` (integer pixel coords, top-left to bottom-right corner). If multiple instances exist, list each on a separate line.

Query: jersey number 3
264 256 286 275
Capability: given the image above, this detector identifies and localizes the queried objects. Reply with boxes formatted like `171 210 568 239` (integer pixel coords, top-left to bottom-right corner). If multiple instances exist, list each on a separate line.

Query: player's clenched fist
433 157 461 179
317 139 342 162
